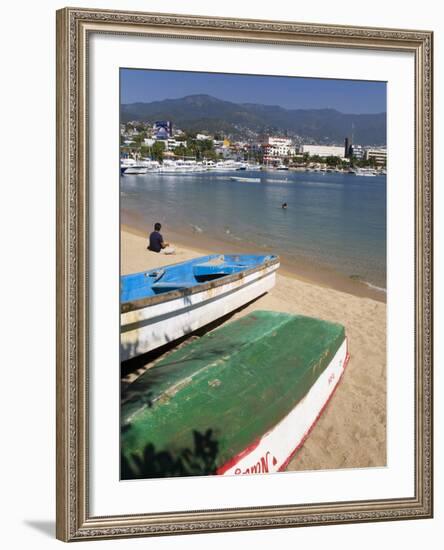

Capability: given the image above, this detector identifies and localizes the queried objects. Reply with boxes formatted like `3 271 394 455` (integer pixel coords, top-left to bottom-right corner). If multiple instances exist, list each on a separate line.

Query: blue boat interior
121 254 276 303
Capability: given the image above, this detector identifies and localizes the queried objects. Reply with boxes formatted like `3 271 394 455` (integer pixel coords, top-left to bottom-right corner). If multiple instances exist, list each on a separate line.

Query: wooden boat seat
193 262 246 279
151 281 191 293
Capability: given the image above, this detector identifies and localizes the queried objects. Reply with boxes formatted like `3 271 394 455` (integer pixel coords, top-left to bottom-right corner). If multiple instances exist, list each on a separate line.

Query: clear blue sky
121 68 386 114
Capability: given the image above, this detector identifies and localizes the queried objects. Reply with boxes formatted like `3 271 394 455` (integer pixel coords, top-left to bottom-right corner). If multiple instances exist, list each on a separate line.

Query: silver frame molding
56 7 433 542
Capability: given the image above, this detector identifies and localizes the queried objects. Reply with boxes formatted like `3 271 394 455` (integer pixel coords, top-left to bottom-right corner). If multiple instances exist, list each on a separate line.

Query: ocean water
121 170 387 290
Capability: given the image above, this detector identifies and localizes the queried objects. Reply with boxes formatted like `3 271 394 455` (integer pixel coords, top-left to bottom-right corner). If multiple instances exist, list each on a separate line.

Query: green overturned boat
121 311 349 479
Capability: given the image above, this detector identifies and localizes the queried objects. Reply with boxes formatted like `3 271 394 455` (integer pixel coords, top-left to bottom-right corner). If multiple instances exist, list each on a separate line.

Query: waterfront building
268 136 292 146
153 137 186 151
351 145 366 160
300 144 346 158
365 148 387 165
263 136 296 163
167 138 186 150
268 136 293 155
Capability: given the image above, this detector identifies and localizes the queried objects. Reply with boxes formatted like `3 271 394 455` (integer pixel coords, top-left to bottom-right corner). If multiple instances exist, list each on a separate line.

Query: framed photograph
56 7 433 541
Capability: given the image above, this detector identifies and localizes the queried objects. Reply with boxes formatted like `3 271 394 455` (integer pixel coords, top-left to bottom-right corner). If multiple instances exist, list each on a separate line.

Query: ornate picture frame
56 7 433 541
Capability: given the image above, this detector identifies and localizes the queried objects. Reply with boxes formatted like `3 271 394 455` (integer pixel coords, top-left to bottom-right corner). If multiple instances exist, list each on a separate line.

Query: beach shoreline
121 222 386 303
121 225 387 473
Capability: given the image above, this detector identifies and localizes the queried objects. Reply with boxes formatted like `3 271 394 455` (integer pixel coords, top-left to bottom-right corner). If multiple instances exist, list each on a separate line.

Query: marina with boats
121 156 385 177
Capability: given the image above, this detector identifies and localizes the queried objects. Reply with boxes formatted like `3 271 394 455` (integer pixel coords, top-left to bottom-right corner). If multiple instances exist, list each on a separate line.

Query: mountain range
121 94 386 146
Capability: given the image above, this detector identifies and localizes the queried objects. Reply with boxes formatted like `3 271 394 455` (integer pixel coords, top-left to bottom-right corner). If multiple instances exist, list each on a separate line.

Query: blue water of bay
121 170 387 290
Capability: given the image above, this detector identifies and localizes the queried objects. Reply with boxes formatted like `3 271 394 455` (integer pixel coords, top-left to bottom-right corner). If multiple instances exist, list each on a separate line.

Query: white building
167 138 187 150
365 148 387 165
150 137 187 151
196 133 212 141
268 137 292 147
301 145 346 158
351 145 365 160
266 136 295 157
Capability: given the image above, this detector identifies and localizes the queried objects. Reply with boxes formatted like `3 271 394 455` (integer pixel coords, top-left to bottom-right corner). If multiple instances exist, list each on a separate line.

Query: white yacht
210 160 243 171
140 159 161 171
245 162 262 171
123 165 148 175
158 160 178 173
355 168 377 177
121 159 148 175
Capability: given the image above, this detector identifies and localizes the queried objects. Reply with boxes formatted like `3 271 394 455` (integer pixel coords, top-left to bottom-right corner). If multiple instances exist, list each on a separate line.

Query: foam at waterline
364 280 387 293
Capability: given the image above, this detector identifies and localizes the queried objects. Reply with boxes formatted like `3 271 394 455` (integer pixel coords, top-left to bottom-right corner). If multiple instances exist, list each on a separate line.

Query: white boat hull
230 177 261 183
123 167 148 174
218 338 349 475
121 262 279 361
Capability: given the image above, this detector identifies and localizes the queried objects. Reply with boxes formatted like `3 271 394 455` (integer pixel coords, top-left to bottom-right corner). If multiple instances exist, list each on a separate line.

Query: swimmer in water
281 202 288 209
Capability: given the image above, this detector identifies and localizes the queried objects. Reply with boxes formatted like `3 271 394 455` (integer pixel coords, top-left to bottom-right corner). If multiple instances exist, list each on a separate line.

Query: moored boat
209 160 243 171
123 165 148 175
121 254 279 361
354 168 377 177
121 311 349 479
229 176 261 183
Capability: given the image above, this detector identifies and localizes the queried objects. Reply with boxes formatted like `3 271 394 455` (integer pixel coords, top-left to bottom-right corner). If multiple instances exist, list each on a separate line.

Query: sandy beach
121 225 386 472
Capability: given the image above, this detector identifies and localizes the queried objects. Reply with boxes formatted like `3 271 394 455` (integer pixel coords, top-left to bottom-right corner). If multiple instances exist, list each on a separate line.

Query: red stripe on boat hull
279 350 350 472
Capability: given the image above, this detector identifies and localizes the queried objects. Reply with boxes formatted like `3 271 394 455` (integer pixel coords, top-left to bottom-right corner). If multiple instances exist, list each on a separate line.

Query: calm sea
121 170 387 290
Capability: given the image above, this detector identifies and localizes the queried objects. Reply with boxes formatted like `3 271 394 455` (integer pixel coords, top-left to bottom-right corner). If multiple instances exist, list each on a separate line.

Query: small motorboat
229 176 261 183
121 311 349 479
121 254 279 360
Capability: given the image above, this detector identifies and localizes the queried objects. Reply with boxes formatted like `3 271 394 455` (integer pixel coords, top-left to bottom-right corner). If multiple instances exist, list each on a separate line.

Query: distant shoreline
121 222 386 303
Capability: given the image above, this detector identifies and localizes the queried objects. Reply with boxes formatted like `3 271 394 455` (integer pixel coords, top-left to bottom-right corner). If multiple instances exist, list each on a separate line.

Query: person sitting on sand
147 222 175 254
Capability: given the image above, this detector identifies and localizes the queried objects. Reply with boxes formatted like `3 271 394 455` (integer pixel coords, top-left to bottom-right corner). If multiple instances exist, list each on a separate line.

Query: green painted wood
121 311 345 479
